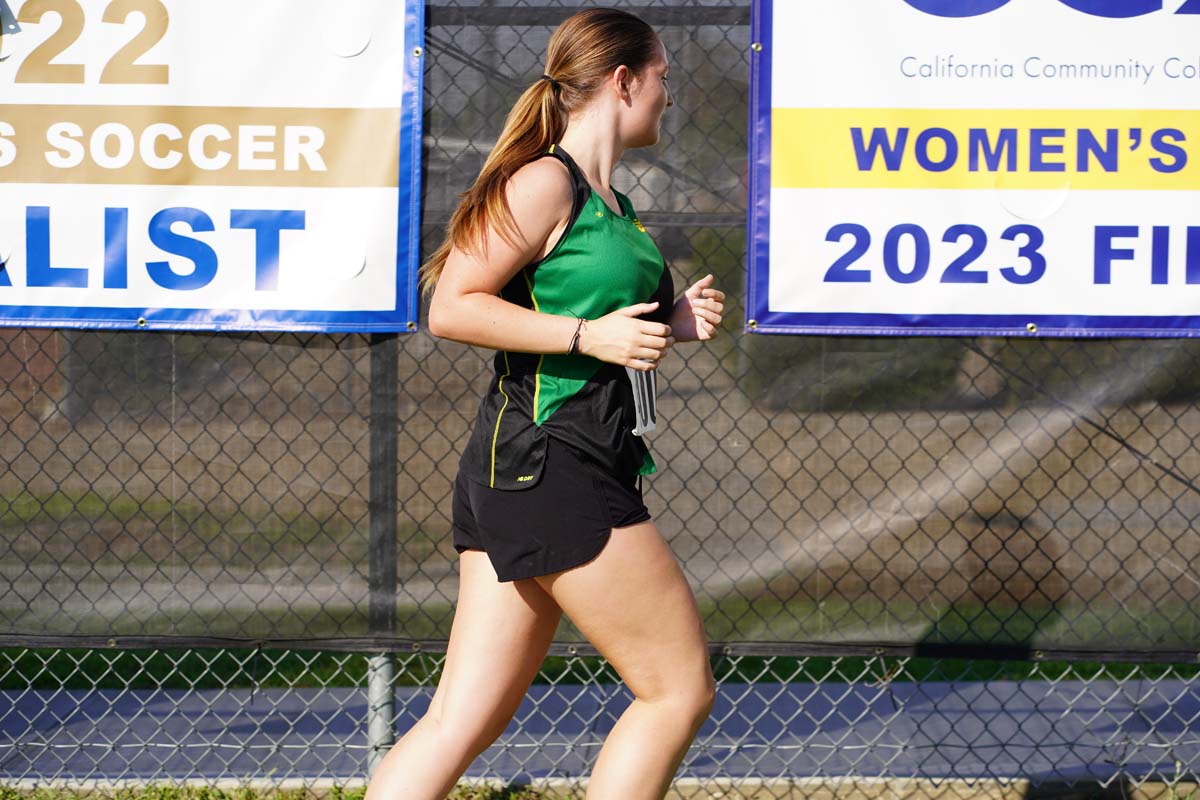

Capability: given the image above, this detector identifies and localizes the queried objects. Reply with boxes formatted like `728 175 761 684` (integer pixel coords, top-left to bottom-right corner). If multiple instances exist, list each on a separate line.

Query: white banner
0 0 423 331
747 0 1200 336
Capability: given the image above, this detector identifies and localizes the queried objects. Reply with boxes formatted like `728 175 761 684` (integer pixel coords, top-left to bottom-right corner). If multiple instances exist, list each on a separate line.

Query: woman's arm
428 159 674 369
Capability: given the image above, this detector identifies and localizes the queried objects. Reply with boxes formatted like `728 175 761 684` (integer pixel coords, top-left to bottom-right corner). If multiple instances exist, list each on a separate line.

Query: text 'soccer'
0 0 424 332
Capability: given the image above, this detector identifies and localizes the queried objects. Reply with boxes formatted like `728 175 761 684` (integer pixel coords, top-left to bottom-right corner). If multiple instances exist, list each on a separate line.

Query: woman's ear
612 64 633 103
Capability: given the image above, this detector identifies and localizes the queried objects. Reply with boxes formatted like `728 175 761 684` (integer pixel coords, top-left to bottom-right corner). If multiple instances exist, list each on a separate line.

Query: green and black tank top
460 145 675 490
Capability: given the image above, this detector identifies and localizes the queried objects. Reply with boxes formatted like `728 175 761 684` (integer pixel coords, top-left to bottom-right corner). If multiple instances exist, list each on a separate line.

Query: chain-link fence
3 0 1200 795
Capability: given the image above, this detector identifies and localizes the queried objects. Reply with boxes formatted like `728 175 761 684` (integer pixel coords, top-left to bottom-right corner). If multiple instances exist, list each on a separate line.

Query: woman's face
622 41 672 148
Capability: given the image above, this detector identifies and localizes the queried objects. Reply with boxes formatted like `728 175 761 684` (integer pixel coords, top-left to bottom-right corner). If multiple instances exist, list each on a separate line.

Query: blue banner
748 0 1200 337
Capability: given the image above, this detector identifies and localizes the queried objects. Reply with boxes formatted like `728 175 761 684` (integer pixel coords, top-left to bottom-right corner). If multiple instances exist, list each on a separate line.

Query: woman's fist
578 302 674 370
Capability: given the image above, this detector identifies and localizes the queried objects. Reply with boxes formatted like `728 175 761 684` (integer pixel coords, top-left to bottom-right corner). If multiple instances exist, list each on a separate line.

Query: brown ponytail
420 8 661 293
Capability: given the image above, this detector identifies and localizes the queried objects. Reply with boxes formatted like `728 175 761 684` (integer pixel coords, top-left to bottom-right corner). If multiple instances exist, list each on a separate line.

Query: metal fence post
367 653 397 776
367 332 400 776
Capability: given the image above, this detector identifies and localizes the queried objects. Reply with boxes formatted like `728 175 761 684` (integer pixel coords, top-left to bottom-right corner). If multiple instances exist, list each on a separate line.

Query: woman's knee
663 679 715 736
423 694 515 756
691 663 717 725
684 657 717 725
637 658 715 728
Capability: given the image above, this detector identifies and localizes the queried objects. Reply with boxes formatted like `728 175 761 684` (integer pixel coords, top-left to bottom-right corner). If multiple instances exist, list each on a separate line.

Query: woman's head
542 8 669 125
545 9 672 149
421 8 669 292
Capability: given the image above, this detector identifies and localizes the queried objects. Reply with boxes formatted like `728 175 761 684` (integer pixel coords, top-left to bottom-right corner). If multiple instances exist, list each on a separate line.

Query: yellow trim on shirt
490 351 512 487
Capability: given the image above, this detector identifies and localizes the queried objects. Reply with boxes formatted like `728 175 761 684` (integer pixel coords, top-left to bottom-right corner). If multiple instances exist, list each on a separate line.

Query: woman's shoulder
506 155 575 217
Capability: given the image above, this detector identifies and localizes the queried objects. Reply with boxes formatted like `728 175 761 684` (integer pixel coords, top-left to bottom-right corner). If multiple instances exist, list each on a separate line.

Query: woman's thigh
533 521 711 701
431 550 562 729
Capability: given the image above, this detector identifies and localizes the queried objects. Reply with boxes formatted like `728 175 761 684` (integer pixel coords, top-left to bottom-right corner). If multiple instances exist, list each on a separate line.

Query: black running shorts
451 436 651 582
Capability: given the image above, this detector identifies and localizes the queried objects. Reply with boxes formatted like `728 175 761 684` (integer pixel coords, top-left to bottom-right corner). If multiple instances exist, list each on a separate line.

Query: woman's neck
557 109 624 193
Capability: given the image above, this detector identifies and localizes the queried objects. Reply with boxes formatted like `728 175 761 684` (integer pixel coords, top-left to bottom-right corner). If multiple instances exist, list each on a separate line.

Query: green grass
5 491 1200 693
0 648 622 691
0 489 377 571
0 601 458 644
3 646 1198 694
0 487 444 572
0 486 454 641
701 587 1200 654
9 483 1200 650
0 648 373 692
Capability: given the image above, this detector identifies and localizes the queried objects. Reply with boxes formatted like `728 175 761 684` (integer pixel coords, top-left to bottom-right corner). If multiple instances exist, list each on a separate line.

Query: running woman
364 9 726 799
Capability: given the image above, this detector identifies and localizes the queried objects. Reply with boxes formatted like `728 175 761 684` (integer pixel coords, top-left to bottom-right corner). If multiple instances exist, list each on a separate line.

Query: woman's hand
579 302 674 371
668 274 725 342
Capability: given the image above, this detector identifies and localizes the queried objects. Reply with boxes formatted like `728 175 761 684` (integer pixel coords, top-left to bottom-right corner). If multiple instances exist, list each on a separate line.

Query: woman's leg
364 550 562 800
534 521 715 800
